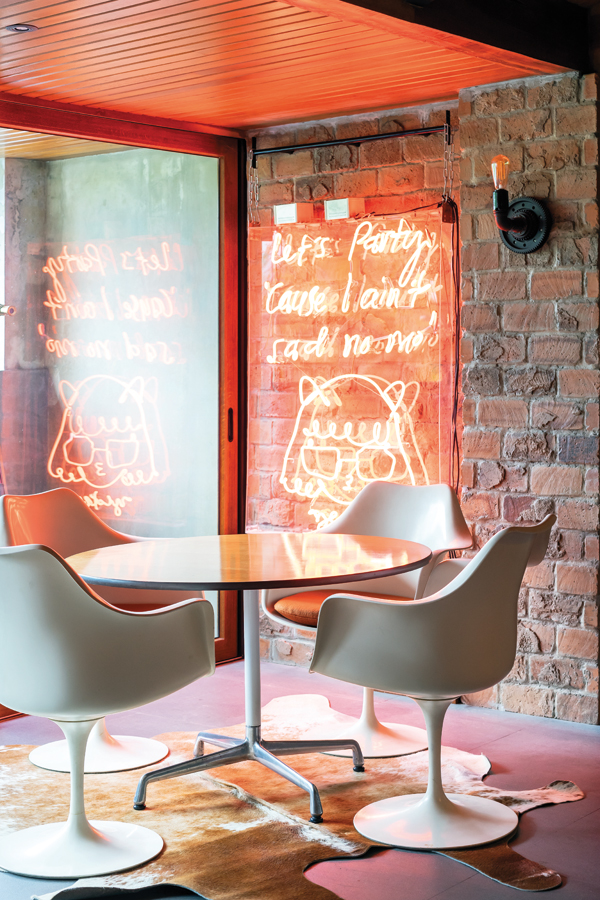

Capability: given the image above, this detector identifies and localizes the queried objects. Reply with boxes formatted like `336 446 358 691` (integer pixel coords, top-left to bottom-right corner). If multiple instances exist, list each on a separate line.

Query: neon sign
281 375 429 526
48 374 169 490
248 211 453 530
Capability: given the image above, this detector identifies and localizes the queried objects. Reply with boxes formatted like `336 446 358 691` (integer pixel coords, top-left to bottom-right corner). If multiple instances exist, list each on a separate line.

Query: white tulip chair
0 543 215 878
1 488 204 773
309 515 555 850
261 482 472 757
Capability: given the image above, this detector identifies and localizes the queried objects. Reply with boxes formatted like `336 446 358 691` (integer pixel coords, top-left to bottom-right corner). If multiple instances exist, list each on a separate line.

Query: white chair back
311 516 555 701
0 544 215 720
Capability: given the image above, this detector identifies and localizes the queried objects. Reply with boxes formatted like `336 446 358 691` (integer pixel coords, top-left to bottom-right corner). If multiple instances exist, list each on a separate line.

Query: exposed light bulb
491 155 510 191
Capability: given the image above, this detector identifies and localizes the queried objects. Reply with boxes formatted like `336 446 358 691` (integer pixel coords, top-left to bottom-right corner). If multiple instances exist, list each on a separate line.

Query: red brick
259 181 293 205
585 468 599 494
461 459 476 489
460 184 494 211
584 201 599 228
461 214 473 242
479 398 527 428
334 170 378 197
477 271 527 302
518 620 555 653
461 337 474 363
272 638 313 666
359 138 402 168
582 73 598 101
461 243 499 271
559 368 600 398
402 133 444 162
586 402 599 430
473 85 525 115
525 139 579 171
586 272 599 300
531 465 583 496
555 692 598 724
377 164 424 193
585 535 599 561
500 684 554 717
461 304 499 332
461 686 498 709
557 626 599 659
561 302 599 331
530 271 582 300
527 75 578 108
583 138 598 167
556 106 598 137
249 419 271 444
531 401 583 431
529 336 581 365
556 168 599 200
475 212 498 241
462 398 476 426
458 95 472 117
459 118 498 148
531 657 585 689
556 563 598 597
273 150 313 178
557 500 599 531
461 276 474 301
529 592 584 626
523 561 555 590
334 119 378 140
256 498 295 527
462 429 502 459
461 491 499 520
500 110 551 142
503 302 554 332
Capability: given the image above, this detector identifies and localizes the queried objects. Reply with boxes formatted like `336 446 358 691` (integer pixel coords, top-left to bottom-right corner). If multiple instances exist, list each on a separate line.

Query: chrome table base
133 589 363 823
134 725 364 822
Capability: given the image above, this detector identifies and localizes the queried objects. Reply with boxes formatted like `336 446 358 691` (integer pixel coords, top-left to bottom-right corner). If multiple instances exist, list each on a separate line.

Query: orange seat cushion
274 589 413 627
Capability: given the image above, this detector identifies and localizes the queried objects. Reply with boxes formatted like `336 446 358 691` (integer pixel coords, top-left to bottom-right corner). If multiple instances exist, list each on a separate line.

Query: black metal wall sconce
491 155 552 254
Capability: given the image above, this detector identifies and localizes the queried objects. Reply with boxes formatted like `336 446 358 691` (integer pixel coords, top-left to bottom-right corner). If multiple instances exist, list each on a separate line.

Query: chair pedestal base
305 688 428 758
0 819 163 879
305 718 427 758
354 792 519 850
29 719 169 773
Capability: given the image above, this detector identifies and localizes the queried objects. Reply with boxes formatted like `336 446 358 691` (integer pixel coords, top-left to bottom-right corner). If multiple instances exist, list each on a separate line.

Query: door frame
0 95 245 662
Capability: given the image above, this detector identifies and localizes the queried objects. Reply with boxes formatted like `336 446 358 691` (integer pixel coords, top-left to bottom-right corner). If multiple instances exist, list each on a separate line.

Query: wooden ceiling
0 0 580 133
0 128 126 158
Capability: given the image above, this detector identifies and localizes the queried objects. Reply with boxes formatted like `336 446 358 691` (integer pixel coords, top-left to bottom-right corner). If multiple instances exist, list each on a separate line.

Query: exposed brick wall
248 72 600 724
459 72 599 724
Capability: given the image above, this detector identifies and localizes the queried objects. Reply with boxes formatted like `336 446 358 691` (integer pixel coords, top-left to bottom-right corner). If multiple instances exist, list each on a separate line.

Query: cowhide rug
0 695 583 900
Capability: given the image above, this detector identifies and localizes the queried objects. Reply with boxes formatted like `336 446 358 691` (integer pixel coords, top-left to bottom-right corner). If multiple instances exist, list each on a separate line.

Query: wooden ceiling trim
0 91 243 140
283 0 572 74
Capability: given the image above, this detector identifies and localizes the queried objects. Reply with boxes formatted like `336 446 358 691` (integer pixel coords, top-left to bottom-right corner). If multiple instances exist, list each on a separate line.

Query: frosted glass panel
0 147 220 540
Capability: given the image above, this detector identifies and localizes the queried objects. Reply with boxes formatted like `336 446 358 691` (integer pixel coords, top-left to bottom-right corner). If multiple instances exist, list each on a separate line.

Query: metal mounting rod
251 123 447 167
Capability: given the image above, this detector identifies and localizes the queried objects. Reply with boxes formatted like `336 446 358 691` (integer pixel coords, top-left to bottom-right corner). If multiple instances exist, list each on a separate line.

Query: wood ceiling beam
283 0 589 74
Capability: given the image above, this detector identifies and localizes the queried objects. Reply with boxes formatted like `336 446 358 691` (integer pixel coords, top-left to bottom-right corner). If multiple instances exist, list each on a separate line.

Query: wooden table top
67 532 432 592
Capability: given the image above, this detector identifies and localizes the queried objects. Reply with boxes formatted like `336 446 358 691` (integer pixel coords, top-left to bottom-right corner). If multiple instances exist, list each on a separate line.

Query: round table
69 532 431 822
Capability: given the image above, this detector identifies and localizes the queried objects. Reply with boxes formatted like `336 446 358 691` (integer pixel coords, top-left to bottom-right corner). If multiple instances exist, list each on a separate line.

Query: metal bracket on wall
250 113 450 168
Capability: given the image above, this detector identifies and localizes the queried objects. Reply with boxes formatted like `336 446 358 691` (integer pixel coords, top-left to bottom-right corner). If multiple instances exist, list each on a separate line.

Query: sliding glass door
0 124 241 662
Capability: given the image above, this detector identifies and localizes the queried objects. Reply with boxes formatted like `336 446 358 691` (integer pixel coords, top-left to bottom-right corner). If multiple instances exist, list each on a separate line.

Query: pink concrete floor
1 659 599 899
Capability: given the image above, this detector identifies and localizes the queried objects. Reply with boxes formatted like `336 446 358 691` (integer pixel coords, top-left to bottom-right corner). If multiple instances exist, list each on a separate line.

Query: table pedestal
133 591 364 823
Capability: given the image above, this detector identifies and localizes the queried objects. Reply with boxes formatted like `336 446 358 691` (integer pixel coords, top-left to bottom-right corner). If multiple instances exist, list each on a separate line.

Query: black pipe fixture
491 155 551 254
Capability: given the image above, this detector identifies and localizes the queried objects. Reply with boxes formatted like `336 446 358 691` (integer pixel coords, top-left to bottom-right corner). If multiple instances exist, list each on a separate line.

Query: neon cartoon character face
48 375 169 489
280 374 429 526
